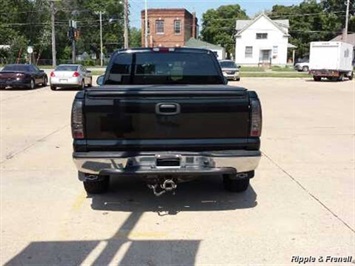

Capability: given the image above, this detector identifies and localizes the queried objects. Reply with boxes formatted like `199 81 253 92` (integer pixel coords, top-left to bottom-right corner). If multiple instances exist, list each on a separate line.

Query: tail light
152 47 175 53
250 99 262 137
50 71 55 77
71 100 84 139
73 71 80 77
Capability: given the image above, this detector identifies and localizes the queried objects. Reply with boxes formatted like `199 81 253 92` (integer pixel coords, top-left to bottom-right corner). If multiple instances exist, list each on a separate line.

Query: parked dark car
0 64 48 90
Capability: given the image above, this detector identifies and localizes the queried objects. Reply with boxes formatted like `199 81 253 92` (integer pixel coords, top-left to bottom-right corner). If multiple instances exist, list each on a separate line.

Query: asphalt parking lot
1 77 354 265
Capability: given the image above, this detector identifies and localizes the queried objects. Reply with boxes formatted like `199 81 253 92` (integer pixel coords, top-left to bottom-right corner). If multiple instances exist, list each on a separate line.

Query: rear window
55 65 78 71
106 51 223 85
220 61 236 68
3 65 31 72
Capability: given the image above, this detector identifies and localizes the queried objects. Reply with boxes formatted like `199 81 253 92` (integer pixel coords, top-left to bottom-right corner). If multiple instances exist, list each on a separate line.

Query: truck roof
112 47 216 54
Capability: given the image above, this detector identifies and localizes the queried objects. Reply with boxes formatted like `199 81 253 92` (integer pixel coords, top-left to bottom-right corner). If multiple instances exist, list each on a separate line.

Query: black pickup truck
71 47 262 196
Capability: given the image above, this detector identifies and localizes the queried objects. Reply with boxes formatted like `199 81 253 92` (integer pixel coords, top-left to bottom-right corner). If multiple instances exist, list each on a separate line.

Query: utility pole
70 20 77 63
50 0 57 67
99 11 104 66
344 0 350 42
145 0 148 47
95 11 105 66
123 0 129 48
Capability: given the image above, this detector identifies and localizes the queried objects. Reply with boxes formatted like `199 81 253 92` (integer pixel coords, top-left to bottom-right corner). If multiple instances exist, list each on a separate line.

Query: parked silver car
219 60 240 81
294 57 309 72
50 64 92 90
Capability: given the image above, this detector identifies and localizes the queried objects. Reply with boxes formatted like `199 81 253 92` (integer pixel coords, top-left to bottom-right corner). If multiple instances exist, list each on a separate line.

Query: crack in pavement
0 124 69 165
262 151 355 234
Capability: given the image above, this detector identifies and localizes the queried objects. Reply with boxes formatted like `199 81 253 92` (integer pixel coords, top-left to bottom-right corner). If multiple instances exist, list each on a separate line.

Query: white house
235 13 294 66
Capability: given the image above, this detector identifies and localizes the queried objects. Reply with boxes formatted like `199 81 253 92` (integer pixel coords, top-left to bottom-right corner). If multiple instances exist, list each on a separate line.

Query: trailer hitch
147 179 177 196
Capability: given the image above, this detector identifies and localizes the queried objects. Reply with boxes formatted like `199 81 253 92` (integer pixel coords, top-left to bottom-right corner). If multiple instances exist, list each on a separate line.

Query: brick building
140 8 198 48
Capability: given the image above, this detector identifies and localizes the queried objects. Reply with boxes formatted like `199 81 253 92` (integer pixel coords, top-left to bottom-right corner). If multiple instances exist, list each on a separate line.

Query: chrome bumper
73 150 261 176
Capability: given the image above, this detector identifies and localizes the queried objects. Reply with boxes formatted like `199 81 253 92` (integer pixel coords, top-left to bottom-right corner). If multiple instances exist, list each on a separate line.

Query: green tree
0 0 41 63
0 0 21 45
129 27 141 48
269 0 342 58
321 0 355 33
201 5 248 58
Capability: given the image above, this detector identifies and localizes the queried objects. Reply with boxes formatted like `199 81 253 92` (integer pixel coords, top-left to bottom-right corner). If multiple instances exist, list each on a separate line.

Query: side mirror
223 77 228 85
237 65 241 69
96 75 104 86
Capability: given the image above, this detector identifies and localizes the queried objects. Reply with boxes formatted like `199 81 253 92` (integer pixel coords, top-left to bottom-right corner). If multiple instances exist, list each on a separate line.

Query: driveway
0 78 354 265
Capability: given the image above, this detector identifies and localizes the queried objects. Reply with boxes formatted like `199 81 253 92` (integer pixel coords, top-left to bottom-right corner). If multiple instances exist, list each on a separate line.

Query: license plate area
156 157 180 167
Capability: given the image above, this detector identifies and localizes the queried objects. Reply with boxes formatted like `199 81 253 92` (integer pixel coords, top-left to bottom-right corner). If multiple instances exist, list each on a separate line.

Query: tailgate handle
156 103 180 115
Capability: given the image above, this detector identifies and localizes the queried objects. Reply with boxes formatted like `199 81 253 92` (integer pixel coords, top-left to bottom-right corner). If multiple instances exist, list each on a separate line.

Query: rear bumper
0 79 30 88
50 77 81 87
73 150 261 176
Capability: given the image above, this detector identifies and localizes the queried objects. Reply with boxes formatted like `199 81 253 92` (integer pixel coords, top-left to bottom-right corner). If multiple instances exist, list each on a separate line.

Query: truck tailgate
83 85 252 151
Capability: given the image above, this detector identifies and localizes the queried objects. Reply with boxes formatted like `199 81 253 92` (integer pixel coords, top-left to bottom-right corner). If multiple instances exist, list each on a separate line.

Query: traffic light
68 27 74 41
74 29 80 40
68 28 80 41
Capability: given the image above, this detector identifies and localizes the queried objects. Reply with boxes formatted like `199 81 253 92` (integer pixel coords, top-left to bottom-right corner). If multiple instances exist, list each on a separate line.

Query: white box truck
309 41 353 81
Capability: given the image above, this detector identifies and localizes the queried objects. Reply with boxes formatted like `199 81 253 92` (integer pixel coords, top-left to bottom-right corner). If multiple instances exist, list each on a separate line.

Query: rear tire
302 66 309 72
87 78 92 87
348 72 353 80
50 85 56 91
42 76 48 87
83 175 110 194
313 76 321 81
223 174 250 192
29 79 35 89
79 80 85 90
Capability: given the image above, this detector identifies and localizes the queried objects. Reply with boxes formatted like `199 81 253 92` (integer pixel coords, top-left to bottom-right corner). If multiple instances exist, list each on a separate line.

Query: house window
174 20 181 34
156 20 164 34
147 20 150 34
256 33 268 39
245 46 253 58
273 46 278 54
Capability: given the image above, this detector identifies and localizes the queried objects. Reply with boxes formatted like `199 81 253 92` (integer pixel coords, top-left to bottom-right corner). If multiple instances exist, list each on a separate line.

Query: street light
118 0 129 48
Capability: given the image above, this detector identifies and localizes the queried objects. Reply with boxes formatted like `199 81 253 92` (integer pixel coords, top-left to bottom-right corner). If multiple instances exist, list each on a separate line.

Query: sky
128 0 305 29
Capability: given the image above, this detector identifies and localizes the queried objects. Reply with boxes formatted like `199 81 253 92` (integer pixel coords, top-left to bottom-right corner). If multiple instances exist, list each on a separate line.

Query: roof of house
235 13 289 37
185 38 225 50
330 33 355 46
236 19 289 30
